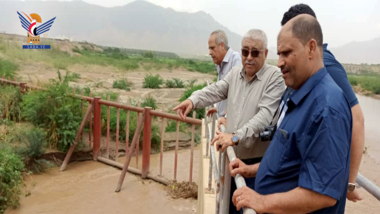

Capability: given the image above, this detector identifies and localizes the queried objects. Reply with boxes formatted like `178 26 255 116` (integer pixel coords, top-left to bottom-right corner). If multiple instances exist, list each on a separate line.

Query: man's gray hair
211 30 229 50
243 29 268 50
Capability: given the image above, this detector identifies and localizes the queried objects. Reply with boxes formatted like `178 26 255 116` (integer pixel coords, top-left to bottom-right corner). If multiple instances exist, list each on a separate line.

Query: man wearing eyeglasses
174 29 285 213
206 30 242 119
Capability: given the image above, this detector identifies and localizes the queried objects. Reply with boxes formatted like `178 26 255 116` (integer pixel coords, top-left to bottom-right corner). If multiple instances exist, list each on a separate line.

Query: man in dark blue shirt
280 4 365 202
229 15 352 213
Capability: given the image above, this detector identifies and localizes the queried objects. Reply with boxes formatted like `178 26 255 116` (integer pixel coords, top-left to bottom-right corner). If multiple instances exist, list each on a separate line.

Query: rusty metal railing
0 77 202 188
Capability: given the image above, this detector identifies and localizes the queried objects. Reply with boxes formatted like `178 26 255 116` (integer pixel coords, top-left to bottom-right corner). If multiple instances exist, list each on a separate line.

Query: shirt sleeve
298 106 351 200
235 71 285 141
188 70 232 109
231 52 242 68
325 59 359 107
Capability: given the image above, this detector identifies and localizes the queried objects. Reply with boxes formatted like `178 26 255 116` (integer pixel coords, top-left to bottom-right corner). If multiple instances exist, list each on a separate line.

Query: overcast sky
28 0 380 49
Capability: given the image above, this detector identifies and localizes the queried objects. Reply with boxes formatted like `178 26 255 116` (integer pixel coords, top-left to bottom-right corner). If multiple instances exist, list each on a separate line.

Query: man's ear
220 42 225 50
264 49 268 59
308 39 318 59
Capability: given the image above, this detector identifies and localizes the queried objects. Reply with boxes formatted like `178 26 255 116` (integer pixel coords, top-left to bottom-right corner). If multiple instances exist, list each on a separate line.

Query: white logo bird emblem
17 11 56 40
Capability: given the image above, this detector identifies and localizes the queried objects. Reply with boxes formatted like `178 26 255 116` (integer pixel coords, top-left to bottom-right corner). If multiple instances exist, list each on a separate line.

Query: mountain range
0 0 378 64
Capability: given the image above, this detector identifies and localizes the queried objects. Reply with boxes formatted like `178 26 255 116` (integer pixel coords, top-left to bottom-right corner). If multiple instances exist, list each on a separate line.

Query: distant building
55 35 74 41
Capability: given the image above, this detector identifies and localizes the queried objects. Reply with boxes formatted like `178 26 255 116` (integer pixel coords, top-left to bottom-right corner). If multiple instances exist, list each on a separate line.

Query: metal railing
0 76 202 188
203 107 256 214
62 94 202 189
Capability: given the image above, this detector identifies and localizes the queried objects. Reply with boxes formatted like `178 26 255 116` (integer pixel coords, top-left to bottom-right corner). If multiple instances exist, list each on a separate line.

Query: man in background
206 30 241 119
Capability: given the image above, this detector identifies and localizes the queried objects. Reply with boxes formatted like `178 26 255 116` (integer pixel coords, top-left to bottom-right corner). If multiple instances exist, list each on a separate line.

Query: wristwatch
348 183 356 192
232 135 239 146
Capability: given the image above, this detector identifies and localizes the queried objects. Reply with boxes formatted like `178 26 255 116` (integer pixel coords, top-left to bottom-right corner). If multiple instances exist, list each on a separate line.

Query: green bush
179 83 207 119
166 78 185 88
186 79 197 88
22 71 82 151
165 120 188 132
0 146 24 213
112 78 132 91
141 96 157 110
0 58 18 79
143 51 154 59
16 128 51 174
185 60 216 74
347 75 358 86
165 79 176 88
0 86 22 122
348 75 380 94
143 74 164 89
65 72 81 82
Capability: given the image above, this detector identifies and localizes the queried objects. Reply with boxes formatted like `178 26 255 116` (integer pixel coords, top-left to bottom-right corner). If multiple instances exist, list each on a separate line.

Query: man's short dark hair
291 15 323 47
281 4 316 26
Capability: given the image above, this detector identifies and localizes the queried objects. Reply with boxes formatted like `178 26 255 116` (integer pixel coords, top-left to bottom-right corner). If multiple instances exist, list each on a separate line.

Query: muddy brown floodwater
6 146 201 214
345 94 380 214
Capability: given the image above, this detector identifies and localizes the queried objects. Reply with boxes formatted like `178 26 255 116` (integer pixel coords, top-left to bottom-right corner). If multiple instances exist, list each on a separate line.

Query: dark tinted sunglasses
241 49 263 58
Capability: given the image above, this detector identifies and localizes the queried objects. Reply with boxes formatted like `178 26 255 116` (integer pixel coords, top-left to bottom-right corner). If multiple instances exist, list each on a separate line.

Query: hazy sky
29 0 380 49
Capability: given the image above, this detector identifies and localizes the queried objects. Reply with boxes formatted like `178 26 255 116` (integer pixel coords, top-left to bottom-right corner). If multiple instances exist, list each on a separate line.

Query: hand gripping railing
218 124 256 214
356 173 380 201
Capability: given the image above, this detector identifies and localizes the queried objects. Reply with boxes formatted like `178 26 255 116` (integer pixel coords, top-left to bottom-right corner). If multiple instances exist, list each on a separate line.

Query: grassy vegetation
0 145 24 213
0 85 23 122
186 79 197 88
180 83 207 119
141 96 158 110
0 58 18 79
0 37 216 74
15 127 51 174
65 72 81 82
165 120 188 132
165 78 185 88
143 74 164 88
21 71 83 151
112 78 133 91
348 74 380 94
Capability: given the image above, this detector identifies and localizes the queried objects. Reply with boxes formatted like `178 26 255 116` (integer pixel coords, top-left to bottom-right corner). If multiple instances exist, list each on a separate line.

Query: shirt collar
222 48 234 63
239 64 267 81
323 43 328 50
289 67 328 106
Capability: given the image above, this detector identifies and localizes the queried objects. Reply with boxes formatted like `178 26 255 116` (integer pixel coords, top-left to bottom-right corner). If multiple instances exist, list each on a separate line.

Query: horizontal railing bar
97 156 169 185
0 78 21 86
150 110 202 125
72 94 94 102
99 100 144 112
357 173 380 201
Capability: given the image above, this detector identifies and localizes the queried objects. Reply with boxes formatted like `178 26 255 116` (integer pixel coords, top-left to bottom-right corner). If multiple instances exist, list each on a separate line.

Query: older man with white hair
206 30 242 118
174 29 285 213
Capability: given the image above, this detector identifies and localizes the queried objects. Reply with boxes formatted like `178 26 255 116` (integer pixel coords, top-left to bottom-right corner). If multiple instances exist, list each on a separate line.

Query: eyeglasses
241 49 263 58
